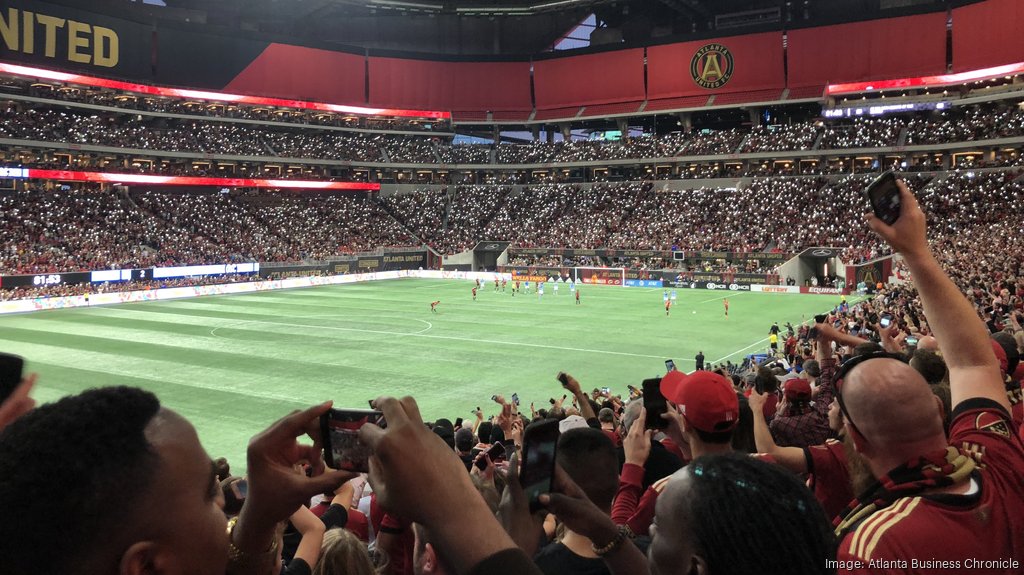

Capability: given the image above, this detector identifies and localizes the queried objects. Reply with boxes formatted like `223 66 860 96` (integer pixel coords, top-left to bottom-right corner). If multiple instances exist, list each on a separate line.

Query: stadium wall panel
223 43 366 104
533 48 645 108
787 13 947 87
367 57 532 111
155 25 270 89
647 32 784 99
953 0 1024 72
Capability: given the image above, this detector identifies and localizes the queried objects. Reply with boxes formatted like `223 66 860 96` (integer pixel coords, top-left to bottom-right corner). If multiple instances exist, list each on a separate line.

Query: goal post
573 267 626 286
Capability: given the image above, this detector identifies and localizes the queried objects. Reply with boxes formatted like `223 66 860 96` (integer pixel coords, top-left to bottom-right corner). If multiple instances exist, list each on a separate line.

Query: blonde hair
313 528 380 575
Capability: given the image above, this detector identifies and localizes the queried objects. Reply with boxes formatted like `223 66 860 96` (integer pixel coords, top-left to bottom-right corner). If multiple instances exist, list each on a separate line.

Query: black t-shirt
770 324 780 334
616 439 683 490
533 543 609 575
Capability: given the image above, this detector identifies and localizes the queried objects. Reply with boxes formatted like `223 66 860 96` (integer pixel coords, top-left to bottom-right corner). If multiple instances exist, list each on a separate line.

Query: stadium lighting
10 169 381 191
0 62 450 120
828 61 1024 95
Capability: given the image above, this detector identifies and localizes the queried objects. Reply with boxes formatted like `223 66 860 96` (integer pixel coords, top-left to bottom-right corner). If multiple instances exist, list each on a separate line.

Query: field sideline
0 278 846 471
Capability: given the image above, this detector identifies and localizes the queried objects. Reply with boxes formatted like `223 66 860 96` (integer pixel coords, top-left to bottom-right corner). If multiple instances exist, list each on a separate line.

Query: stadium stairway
372 195 441 257
811 131 825 150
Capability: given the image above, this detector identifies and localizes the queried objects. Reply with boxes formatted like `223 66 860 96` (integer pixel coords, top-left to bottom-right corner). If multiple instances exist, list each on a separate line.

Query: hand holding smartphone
865 171 902 225
641 378 669 430
320 408 385 473
520 419 559 512
0 353 25 405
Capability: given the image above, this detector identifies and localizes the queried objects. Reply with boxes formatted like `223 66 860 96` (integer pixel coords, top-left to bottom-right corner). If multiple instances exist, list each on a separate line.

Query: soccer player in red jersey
471 287 477 301
665 299 671 316
494 278 499 292
575 289 581 305
501 279 507 292
430 300 440 313
723 297 729 318
828 181 1024 572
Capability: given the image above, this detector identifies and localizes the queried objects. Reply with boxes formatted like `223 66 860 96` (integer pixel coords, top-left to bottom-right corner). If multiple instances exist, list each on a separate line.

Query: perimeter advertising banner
0 0 152 79
330 251 428 275
508 248 788 263
502 266 568 283
661 271 777 289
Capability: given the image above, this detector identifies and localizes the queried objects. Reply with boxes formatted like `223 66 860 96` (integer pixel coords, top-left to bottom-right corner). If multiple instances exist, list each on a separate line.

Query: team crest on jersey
690 44 734 89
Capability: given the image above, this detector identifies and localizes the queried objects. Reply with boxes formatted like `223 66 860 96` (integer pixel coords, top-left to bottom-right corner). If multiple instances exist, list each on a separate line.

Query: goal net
573 267 626 286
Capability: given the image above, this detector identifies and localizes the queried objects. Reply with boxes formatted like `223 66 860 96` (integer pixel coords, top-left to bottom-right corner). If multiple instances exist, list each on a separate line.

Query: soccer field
0 279 844 471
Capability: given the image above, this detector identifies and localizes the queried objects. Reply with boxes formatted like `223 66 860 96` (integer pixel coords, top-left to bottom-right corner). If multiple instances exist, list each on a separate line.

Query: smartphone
511 393 520 406
475 442 507 470
868 312 879 325
905 336 919 347
557 372 570 387
0 352 25 405
665 359 677 373
520 419 559 512
865 171 902 225
491 394 499 402
320 408 385 473
880 313 893 329
601 386 610 394
641 378 669 430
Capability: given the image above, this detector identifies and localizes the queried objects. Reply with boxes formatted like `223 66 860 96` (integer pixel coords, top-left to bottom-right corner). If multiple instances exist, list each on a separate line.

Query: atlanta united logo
690 44 734 89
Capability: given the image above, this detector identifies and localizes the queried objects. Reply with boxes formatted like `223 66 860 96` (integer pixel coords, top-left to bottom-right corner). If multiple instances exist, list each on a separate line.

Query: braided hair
682 453 837 575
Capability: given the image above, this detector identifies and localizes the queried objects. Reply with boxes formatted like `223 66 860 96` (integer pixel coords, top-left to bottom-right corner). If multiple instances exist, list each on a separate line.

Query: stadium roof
73 0 974 56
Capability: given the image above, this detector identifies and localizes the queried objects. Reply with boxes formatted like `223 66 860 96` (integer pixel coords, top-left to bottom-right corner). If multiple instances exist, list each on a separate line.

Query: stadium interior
2 0 1024 574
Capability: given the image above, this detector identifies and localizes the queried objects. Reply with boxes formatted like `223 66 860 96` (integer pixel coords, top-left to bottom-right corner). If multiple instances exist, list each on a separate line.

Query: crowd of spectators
5 100 1024 174
3 77 450 133
0 187 415 276
4 167 1021 282
3 184 1023 575
819 117 904 149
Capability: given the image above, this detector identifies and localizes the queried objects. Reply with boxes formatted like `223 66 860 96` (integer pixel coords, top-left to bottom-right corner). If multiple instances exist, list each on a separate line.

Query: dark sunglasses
834 351 908 434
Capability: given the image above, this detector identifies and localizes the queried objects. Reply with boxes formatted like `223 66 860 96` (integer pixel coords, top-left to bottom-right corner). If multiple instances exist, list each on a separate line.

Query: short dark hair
0 387 162 575
681 454 836 575
556 428 619 510
992 332 1020 376
910 349 947 385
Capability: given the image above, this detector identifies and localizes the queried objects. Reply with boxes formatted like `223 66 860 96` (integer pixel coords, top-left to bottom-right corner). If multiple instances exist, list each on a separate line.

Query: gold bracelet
226 516 279 566
591 525 628 557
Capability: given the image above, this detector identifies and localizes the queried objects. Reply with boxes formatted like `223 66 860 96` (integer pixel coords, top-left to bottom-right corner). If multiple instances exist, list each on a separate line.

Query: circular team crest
690 44 734 89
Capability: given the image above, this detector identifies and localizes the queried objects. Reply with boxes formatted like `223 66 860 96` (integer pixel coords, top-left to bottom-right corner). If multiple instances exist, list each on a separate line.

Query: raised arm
288 505 326 570
747 390 807 474
561 373 597 421
866 180 1007 411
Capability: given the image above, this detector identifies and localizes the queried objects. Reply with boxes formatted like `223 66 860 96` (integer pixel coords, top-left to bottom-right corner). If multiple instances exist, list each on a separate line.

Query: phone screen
866 171 902 225
320 408 385 473
665 359 676 373
520 419 559 512
880 314 893 329
642 378 669 430
0 352 25 405
557 372 569 387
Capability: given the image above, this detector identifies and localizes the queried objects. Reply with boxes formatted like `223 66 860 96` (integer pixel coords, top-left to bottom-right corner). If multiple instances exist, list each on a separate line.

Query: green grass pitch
0 279 846 471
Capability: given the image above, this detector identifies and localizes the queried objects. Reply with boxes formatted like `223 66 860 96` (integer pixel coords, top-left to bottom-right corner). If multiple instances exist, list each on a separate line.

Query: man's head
649 454 835 575
556 428 619 512
992 332 1020 377
836 354 947 483
0 386 227 575
802 360 821 380
661 371 740 446
909 349 947 385
597 407 615 426
454 428 475 453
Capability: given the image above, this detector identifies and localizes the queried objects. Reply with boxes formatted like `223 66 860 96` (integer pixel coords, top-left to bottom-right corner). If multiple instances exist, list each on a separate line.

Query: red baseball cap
660 370 739 434
783 377 812 401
